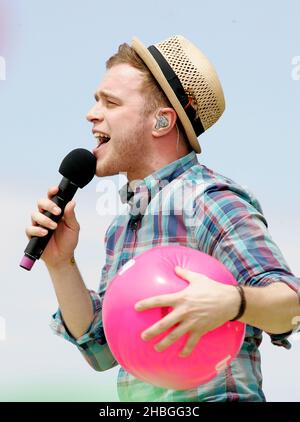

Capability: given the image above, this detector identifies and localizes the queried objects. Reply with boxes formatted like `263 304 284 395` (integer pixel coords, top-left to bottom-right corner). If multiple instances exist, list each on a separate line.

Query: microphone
20 148 97 271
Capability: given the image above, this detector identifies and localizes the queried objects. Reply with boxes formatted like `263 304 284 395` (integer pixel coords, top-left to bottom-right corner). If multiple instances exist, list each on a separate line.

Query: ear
152 108 177 138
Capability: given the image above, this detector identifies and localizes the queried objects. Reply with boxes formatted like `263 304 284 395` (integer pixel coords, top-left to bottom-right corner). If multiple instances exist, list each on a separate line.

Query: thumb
62 200 80 231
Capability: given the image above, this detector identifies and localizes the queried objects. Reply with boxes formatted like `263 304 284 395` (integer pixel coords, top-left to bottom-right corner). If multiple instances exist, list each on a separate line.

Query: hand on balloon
134 266 239 357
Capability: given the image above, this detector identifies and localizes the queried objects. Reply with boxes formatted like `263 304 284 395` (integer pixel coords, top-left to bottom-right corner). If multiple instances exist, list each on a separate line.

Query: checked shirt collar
118 151 198 217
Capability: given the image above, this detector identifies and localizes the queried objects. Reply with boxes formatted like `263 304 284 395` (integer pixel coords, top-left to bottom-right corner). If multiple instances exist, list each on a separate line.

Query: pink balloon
102 245 245 390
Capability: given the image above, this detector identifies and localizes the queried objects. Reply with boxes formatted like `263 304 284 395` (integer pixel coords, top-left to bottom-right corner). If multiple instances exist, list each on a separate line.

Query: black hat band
148 45 205 136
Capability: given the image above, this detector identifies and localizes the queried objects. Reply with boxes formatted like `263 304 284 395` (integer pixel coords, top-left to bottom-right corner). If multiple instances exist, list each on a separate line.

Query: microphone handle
23 177 78 262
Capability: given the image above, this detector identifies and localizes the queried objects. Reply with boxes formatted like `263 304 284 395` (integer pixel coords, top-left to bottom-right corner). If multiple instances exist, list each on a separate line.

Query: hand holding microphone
20 148 96 271
25 186 79 270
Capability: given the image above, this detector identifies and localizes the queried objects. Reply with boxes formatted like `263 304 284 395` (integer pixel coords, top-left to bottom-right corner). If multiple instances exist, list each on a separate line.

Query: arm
135 186 300 355
27 186 117 371
46 259 94 340
46 232 118 372
27 185 94 339
206 187 300 336
45 206 118 371
135 267 300 355
238 281 300 334
51 286 118 372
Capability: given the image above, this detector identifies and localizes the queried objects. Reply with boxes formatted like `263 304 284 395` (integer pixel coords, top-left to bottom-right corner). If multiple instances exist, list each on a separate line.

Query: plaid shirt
51 151 300 402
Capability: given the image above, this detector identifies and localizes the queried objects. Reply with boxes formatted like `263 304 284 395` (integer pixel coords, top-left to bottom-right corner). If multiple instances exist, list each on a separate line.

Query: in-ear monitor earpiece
155 115 169 130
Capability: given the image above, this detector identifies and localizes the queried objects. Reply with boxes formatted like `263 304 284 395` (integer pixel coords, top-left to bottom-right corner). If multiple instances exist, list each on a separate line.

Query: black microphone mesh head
59 148 97 188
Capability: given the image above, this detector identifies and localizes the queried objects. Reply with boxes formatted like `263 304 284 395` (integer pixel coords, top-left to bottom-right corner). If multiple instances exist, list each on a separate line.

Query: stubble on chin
117 123 148 175
96 120 148 179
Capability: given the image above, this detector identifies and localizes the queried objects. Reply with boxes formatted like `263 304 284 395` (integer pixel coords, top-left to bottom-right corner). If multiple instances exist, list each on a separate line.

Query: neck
127 138 191 182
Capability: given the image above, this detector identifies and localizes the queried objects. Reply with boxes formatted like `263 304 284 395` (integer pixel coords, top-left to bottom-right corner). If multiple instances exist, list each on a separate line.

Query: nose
86 102 104 123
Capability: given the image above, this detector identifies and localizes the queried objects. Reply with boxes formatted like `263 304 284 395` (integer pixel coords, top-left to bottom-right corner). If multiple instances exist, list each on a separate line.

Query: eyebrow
94 90 120 102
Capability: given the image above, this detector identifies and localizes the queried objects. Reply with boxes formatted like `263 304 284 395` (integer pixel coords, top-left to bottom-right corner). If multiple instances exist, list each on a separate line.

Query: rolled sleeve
50 290 118 371
195 187 300 348
257 273 300 349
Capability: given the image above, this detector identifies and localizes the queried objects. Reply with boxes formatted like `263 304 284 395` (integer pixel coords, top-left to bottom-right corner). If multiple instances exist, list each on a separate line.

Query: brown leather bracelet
230 285 246 321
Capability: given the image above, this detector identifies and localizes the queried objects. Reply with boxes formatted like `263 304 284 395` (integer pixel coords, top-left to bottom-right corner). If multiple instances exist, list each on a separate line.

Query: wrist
45 255 77 272
229 285 246 322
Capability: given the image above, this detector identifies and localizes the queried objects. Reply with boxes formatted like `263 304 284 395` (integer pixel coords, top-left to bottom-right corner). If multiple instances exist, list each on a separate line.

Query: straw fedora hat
132 35 225 153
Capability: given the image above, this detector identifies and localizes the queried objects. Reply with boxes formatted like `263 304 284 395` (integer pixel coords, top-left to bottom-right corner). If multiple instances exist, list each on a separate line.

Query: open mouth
94 133 111 149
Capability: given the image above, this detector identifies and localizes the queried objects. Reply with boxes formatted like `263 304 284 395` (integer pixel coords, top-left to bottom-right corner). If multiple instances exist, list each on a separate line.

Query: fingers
31 210 58 230
47 185 59 199
175 266 208 284
175 266 196 280
26 209 58 240
25 186 80 241
135 292 180 311
25 186 61 240
37 196 61 215
153 320 194 352
141 308 180 341
25 225 49 239
34 188 62 225
153 323 202 356
179 332 202 357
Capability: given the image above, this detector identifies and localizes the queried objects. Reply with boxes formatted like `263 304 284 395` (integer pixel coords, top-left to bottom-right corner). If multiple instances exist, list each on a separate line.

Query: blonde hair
106 43 171 115
106 43 192 152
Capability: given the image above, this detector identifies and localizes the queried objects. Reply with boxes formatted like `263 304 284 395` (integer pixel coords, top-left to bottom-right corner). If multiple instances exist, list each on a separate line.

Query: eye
106 99 117 107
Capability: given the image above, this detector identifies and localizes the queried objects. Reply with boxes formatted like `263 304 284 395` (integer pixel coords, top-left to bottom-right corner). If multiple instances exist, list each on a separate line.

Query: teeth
94 133 110 145
94 134 110 140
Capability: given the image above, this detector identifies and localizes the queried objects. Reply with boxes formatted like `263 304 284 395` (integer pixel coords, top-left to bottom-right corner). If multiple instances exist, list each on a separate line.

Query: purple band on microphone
19 255 35 271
